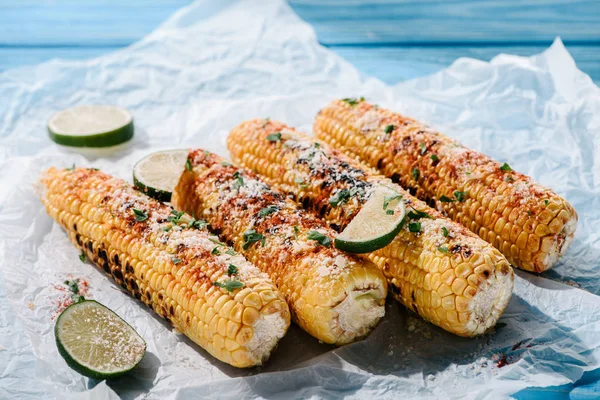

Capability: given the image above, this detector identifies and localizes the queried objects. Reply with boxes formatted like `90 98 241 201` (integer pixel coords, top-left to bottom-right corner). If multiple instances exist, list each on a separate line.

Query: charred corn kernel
171 150 387 345
40 167 290 368
313 99 578 273
228 119 514 337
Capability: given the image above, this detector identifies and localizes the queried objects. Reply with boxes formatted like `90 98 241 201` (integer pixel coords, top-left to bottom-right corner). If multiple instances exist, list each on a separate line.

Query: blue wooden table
1 1 599 398
1 1 598 84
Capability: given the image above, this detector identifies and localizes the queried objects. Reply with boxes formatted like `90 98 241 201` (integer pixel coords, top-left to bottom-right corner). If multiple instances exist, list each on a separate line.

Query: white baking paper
0 1 599 399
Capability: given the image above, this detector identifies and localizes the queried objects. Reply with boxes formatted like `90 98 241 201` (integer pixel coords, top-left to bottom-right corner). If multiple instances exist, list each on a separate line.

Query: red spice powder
51 278 91 319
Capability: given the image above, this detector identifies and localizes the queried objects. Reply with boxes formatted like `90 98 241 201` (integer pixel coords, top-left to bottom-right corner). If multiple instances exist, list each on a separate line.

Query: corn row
171 150 387 345
314 99 578 272
228 119 514 337
40 167 290 368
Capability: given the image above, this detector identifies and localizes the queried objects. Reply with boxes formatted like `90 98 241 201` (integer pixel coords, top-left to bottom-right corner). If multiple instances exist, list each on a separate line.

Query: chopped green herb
544 199 549 205
258 205 278 217
72 294 85 303
232 171 244 190
384 125 395 134
386 210 394 215
185 158 192 171
314 142 321 148
505 175 514 183
342 97 363 106
203 149 210 157
441 227 449 237
293 225 299 239
500 163 512 172
437 246 449 253
209 237 225 246
419 143 427 155
171 257 181 264
211 247 221 255
213 280 244 292
78 251 86 262
430 154 439 162
133 208 148 222
307 231 331 247
262 117 270 128
90 167 99 171
64 279 84 303
454 191 467 202
294 177 308 188
383 194 402 210
439 195 455 203
168 210 184 223
465 171 471 175
266 132 282 142
243 229 265 250
527 210 532 216
220 161 232 167
227 264 239 276
225 248 236 256
66 163 76 171
407 209 431 220
329 189 351 207
191 218 208 230
412 168 420 181
408 222 421 233
161 225 172 232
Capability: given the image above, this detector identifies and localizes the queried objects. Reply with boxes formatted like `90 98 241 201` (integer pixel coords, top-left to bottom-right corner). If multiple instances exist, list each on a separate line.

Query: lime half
48 105 134 148
55 300 146 379
133 149 189 202
335 185 406 253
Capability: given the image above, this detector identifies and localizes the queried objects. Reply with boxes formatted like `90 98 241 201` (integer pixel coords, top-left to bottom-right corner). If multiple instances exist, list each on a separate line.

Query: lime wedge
48 105 134 148
133 150 189 202
335 185 406 253
55 300 146 379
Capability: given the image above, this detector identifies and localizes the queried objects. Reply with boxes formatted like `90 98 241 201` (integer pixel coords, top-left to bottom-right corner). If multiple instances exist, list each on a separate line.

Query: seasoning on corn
313 99 578 273
40 167 290 368
228 119 514 337
171 150 387 345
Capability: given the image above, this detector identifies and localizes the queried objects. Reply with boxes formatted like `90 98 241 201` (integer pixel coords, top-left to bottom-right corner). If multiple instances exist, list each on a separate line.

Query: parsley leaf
544 199 549 205
66 163 76 171
383 194 402 210
342 97 364 106
220 161 232 167
185 158 192 171
191 218 208 230
293 225 299 239
441 227 449 237
258 205 278 217
243 229 265 250
78 251 86 262
211 247 220 255
171 257 181 264
384 125 395 134
225 248 236 256
454 191 466 202
213 280 244 292
386 209 394 215
505 175 514 183
133 208 148 222
408 222 421 233
412 168 420 181
439 195 455 203
430 154 439 162
500 163 512 172
407 209 431 220
437 246 449 253
307 231 331 247
167 210 184 223
314 142 321 148
294 177 308 188
329 189 351 207
266 132 282 142
262 117 270 128
419 143 427 155
232 171 244 190
227 264 239 276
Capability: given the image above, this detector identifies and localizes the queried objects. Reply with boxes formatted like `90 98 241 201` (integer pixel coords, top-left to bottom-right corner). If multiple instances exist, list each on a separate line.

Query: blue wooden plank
289 0 600 44
329 44 600 83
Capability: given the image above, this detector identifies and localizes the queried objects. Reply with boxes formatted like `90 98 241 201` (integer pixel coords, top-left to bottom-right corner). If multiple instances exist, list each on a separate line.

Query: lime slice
133 150 189 202
48 105 134 148
335 185 406 253
55 300 146 379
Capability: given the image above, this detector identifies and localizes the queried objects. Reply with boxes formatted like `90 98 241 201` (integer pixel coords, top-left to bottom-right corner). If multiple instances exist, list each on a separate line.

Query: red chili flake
50 278 91 319
496 354 512 368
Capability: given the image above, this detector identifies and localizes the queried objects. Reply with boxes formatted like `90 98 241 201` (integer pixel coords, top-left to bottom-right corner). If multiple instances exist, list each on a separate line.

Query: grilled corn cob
171 150 387 345
40 167 290 368
228 119 514 337
314 99 578 273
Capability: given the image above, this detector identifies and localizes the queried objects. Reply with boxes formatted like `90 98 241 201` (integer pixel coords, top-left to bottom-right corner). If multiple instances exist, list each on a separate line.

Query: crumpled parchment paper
0 1 599 399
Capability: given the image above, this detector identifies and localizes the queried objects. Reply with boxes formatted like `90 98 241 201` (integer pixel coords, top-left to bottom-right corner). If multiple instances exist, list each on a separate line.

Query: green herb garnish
211 247 221 255
342 97 364 106
437 246 449 253
168 210 184 224
383 194 402 210
412 168 420 181
78 251 86 262
419 143 427 155
185 158 192 171
243 229 265 250
500 163 512 172
293 225 299 239
66 163 76 171
407 209 431 220
191 218 208 230
329 189 351 207
258 205 278 217
408 222 421 233
544 199 549 205
227 264 239 276
439 195 455 203
220 161 232 167
266 132 282 142
430 154 439 162
232 171 244 190
454 191 467 202
505 176 514 183
171 257 181 264
441 227 449 237
384 125 395 134
133 208 148 222
307 231 331 247
213 280 244 292
225 248 236 256
294 177 308 188
386 210 394 215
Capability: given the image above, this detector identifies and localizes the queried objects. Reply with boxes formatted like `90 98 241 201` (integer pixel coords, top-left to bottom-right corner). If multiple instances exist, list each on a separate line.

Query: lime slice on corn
335 185 406 253
55 300 146 380
48 105 134 148
133 149 189 202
